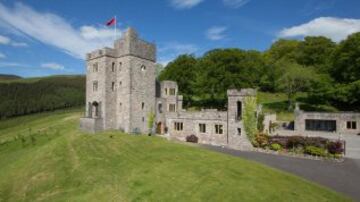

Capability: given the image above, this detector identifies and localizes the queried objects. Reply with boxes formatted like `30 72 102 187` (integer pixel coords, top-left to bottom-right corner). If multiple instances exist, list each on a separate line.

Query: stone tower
80 28 156 133
227 89 256 149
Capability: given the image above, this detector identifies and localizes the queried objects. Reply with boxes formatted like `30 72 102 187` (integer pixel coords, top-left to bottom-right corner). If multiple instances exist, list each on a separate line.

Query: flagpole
114 15 117 41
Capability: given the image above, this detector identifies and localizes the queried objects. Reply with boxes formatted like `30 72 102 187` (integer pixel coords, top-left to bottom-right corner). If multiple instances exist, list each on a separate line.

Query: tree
332 32 360 83
275 60 317 110
297 36 335 73
264 39 301 63
158 54 198 106
194 49 265 108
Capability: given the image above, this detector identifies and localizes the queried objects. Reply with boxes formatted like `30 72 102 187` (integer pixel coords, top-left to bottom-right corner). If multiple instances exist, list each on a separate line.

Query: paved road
203 145 360 201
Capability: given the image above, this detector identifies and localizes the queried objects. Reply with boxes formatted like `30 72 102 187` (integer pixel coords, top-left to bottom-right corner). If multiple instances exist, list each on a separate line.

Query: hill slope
0 75 85 119
0 110 349 201
0 74 22 81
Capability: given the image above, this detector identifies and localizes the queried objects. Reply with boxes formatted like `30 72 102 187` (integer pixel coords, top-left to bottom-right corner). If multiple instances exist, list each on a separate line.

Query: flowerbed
253 133 344 159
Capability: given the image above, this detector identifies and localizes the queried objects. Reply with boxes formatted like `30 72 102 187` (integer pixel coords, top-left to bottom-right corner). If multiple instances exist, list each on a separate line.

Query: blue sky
0 0 360 77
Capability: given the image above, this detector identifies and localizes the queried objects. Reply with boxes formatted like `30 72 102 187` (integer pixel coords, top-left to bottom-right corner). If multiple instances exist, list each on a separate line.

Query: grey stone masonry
79 28 256 151
295 109 360 135
80 27 156 134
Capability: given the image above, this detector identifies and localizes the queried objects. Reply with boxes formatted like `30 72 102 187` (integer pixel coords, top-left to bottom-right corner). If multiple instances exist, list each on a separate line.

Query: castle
80 28 255 149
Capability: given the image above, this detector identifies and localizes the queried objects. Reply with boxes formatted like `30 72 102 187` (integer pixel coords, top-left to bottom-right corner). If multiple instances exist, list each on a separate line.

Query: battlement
86 27 156 62
227 88 256 97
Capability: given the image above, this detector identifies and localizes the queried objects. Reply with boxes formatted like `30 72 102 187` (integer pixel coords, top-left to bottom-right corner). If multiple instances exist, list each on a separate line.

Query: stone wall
295 109 360 135
166 109 228 146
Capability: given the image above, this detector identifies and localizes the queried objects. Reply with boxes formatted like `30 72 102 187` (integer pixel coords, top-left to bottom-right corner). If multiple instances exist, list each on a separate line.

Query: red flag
106 17 116 26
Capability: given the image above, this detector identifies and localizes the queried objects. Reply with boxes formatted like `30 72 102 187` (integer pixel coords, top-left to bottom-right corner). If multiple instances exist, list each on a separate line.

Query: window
119 62 122 71
168 104 176 112
142 117 145 122
199 123 206 133
174 122 183 131
93 81 98 92
347 121 357 129
165 88 168 95
111 62 115 72
141 65 146 71
93 63 98 72
158 103 163 113
141 102 145 110
237 128 241 136
111 82 115 91
169 88 176 95
215 124 223 134
236 101 242 121
119 81 122 86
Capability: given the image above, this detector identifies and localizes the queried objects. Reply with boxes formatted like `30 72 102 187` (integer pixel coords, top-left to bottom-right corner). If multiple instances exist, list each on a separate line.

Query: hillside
0 74 22 81
0 109 350 201
0 75 85 119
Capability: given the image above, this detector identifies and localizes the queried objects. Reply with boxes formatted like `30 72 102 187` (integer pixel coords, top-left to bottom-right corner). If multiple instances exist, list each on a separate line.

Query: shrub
257 113 265 132
305 146 326 157
186 135 198 143
268 135 287 148
254 133 269 148
286 136 305 148
327 141 344 154
304 137 328 148
270 143 282 151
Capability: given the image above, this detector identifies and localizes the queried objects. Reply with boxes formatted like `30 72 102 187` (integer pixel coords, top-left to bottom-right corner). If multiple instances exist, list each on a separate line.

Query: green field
0 110 350 201
257 92 338 121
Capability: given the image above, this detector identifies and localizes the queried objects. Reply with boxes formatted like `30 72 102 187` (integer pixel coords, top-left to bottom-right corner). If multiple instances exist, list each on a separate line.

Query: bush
254 133 269 148
270 143 282 151
286 136 305 148
268 135 287 148
327 141 344 154
304 137 328 148
186 134 198 143
305 146 326 157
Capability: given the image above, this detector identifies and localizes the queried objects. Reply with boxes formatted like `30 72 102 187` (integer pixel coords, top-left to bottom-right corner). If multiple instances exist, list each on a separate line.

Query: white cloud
41 63 64 70
206 26 227 40
278 17 360 42
11 42 28 47
0 34 10 44
170 0 203 9
0 2 121 59
223 0 250 8
0 62 24 67
0 34 28 47
0 52 5 59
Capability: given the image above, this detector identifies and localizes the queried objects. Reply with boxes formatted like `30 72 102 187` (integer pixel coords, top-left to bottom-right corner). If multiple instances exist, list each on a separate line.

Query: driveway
203 145 360 201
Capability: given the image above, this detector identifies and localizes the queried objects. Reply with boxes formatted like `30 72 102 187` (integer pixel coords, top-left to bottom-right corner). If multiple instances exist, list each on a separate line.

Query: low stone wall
80 117 104 133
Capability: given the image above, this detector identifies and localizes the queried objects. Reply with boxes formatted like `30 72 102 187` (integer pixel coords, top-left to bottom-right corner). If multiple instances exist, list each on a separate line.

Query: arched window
111 62 115 72
141 65 146 71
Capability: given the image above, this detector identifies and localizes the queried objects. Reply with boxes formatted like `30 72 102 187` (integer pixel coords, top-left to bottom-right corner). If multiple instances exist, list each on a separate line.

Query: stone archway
92 101 99 118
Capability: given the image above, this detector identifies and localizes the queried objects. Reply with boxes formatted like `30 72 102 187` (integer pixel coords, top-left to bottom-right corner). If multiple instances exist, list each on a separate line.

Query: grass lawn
0 110 350 201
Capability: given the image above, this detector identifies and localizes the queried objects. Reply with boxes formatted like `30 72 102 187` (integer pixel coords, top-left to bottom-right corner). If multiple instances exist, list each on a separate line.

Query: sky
0 0 360 77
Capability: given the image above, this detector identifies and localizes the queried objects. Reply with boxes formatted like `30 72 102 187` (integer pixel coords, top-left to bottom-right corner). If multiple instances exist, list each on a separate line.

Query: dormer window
141 65 146 71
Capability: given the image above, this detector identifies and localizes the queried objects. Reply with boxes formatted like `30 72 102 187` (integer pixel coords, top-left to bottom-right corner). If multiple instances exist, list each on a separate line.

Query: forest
0 76 85 119
158 32 360 111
